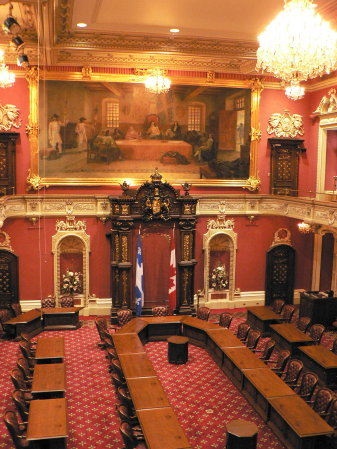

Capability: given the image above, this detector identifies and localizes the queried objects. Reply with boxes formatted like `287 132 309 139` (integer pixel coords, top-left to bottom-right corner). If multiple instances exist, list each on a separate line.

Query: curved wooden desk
113 316 333 449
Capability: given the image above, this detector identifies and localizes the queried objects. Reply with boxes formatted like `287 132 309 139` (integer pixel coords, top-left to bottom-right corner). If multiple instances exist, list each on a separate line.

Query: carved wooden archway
108 170 198 320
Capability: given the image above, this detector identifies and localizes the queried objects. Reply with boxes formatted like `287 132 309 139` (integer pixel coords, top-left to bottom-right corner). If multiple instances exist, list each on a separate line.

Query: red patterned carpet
0 312 335 449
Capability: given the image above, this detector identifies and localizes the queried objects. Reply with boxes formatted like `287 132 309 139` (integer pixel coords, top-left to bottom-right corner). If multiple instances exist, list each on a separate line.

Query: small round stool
226 419 258 449
167 336 189 365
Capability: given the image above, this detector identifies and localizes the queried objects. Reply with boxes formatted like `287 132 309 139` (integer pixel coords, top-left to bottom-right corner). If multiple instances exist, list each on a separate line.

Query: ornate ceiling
0 0 337 75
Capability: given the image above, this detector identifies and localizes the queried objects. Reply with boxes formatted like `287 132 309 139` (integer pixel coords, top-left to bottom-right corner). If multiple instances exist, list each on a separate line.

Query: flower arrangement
61 269 82 295
209 264 228 290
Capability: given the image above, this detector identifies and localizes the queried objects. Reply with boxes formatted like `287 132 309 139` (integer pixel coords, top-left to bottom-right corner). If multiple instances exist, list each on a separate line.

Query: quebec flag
135 230 144 317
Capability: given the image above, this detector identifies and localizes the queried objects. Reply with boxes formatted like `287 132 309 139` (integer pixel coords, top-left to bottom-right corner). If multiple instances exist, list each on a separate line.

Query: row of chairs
95 316 147 449
41 295 75 308
3 334 37 448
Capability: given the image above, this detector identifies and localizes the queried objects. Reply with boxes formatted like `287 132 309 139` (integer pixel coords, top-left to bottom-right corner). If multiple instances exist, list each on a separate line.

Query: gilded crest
0 104 22 131
143 187 170 221
267 110 304 138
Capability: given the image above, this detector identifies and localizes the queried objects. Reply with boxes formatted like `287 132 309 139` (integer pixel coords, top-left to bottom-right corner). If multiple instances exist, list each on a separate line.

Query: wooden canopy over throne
108 170 198 321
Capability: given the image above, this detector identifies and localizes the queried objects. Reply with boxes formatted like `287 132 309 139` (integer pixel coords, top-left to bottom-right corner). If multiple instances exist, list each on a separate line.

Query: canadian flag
168 230 176 313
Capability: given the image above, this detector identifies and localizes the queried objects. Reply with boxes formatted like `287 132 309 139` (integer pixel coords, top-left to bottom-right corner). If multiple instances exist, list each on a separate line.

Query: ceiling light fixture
169 28 180 33
77 22 87 28
17 53 29 68
11 36 24 51
2 2 20 34
285 80 305 101
256 0 337 100
144 68 171 94
0 50 15 88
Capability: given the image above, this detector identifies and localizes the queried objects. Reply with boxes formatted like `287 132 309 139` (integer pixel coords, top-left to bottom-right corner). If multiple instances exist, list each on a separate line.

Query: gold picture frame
26 67 262 190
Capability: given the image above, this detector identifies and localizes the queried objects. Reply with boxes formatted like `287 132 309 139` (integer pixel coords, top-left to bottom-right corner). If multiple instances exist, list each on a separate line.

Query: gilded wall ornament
314 88 337 114
26 170 45 191
56 216 86 232
0 104 22 131
243 176 261 192
250 127 262 142
0 230 13 252
267 110 304 138
271 228 292 247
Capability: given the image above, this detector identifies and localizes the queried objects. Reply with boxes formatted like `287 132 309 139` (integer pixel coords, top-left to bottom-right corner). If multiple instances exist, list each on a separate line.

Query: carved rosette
243 175 261 192
26 170 45 191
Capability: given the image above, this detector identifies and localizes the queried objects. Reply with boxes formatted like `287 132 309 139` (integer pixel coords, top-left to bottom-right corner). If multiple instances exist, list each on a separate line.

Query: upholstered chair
235 322 251 342
308 324 325 345
267 349 291 375
245 329 261 350
296 316 311 333
0 308 12 327
12 390 29 422
218 312 233 329
16 358 33 383
254 339 275 361
277 304 296 323
10 369 33 402
291 372 318 402
41 296 56 308
280 359 303 386
60 296 74 307
3 408 30 449
271 299 285 314
119 422 147 449
116 309 133 327
196 306 211 321
309 387 334 417
10 303 22 317
152 306 169 317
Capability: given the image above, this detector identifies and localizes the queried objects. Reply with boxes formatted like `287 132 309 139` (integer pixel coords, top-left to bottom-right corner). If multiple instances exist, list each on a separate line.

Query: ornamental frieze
267 110 304 138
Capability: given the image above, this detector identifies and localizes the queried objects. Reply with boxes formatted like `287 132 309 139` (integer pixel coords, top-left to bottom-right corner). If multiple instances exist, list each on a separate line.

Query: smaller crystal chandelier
0 50 15 88
297 221 312 234
285 80 305 101
256 0 337 100
144 69 171 94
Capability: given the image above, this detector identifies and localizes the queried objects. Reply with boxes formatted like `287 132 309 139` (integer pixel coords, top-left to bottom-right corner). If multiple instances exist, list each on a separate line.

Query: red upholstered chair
152 306 168 317
196 307 211 321
117 309 133 327
119 422 147 449
280 359 303 386
0 308 12 328
235 322 251 342
10 369 33 402
245 329 261 351
16 358 33 383
326 399 337 436
10 303 22 317
18 342 35 369
111 359 125 381
309 387 335 417
111 372 127 389
117 387 134 413
218 312 233 329
267 349 291 375
3 408 30 449
291 372 318 402
116 405 144 442
308 324 325 345
60 295 74 307
41 296 56 308
95 317 114 348
254 339 275 361
277 304 296 323
271 299 285 314
296 316 311 333
12 390 29 422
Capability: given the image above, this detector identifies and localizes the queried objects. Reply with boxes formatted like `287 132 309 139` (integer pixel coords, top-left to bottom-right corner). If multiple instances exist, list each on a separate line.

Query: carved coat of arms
143 187 170 221
267 110 304 138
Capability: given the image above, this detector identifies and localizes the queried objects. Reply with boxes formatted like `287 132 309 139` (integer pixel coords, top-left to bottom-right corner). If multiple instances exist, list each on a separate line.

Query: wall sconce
297 222 321 234
17 53 29 68
11 36 24 51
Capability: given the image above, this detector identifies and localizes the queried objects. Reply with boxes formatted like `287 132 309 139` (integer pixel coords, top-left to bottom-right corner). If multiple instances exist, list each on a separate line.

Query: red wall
4 75 328 301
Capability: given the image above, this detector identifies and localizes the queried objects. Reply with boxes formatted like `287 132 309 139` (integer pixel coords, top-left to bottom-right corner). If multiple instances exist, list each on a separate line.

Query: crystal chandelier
0 50 15 88
256 0 337 99
144 69 171 94
285 80 305 101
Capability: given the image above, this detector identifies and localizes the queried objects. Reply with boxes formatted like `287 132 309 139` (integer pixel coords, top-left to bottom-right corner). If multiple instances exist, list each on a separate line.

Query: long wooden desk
127 377 171 410
206 328 244 367
298 344 337 389
27 398 68 449
31 363 66 399
182 316 221 347
268 395 333 449
115 317 148 342
222 347 268 389
269 323 314 356
3 309 42 339
42 307 83 331
112 333 145 354
247 306 281 336
35 337 65 364
118 353 156 378
144 316 184 341
242 368 296 421
137 407 192 449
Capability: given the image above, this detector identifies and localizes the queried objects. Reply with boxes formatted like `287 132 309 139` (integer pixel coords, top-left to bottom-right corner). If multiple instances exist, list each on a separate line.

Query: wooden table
182 316 222 348
298 344 337 389
268 395 333 449
222 347 269 389
242 368 296 421
145 316 184 341
31 363 66 399
42 307 83 330
118 353 156 378
115 318 148 342
27 398 68 448
269 323 314 356
137 407 192 449
207 329 244 367
112 333 145 355
127 377 170 410
247 306 281 336
3 309 42 339
35 337 65 363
